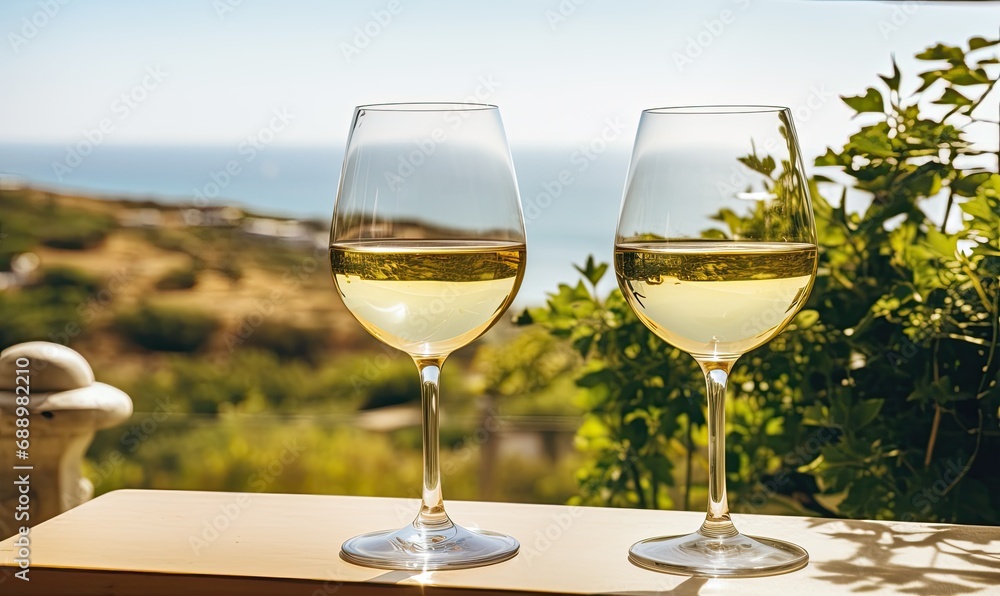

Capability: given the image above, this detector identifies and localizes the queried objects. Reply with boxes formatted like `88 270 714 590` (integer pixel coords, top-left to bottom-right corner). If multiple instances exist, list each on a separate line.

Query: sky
0 0 998 158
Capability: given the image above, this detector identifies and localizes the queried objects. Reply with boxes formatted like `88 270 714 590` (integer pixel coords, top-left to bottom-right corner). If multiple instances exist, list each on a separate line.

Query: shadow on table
597 576 709 595
808 518 1000 594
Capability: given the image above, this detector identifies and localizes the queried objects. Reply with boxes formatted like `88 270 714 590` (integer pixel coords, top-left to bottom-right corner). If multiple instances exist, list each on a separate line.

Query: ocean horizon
0 143 631 305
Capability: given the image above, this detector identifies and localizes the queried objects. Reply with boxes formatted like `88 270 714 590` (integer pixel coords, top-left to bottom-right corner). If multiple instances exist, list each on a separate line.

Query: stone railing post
0 342 132 535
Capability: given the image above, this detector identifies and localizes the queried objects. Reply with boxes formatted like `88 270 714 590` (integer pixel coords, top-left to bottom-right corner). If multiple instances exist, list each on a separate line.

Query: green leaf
923 228 958 259
815 148 849 168
842 88 884 114
916 69 944 93
512 308 534 326
968 36 999 51
915 43 965 63
848 130 895 157
939 64 990 86
853 399 885 428
952 172 992 197
933 88 973 107
802 404 832 427
795 309 820 329
573 255 608 288
576 368 617 389
879 58 901 93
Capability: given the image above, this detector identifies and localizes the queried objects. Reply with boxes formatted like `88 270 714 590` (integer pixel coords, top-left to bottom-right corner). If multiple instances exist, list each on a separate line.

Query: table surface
1 489 999 595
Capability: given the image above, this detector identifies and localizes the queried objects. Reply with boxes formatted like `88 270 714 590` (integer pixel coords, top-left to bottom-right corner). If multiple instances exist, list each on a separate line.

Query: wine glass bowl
330 103 524 570
615 105 818 577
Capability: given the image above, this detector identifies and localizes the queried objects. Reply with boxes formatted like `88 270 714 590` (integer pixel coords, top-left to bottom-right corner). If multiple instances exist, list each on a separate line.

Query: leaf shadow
808 518 1000 594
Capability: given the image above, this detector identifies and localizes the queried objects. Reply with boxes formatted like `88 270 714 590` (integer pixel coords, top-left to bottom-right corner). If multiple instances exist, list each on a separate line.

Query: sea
0 143 631 306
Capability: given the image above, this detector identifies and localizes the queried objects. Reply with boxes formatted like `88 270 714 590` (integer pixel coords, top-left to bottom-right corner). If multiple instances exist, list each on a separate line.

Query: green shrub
0 190 114 263
100 350 369 416
84 407 580 505
0 291 78 348
38 214 113 250
360 362 422 410
524 36 1000 524
216 259 243 285
33 266 103 294
0 266 104 349
155 266 198 291
239 319 328 363
116 303 219 352
143 229 193 254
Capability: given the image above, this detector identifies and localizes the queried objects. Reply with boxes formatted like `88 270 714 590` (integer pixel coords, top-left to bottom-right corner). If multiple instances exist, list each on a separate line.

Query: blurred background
1 0 998 532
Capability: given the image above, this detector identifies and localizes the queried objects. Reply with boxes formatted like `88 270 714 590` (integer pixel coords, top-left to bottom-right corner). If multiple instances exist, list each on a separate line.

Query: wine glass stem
415 357 452 530
698 361 738 539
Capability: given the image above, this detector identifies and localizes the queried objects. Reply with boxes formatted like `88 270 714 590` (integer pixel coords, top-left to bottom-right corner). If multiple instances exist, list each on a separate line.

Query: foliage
0 266 103 347
115 302 220 353
471 327 583 416
87 349 579 505
38 216 112 250
524 37 1000 524
802 36 1000 523
0 189 586 507
33 266 103 294
240 319 330 365
85 413 579 505
0 189 115 268
106 350 354 415
522 257 704 509
155 264 199 290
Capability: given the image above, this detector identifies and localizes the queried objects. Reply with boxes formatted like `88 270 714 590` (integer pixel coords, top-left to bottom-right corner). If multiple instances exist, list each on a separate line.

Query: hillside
0 185 376 369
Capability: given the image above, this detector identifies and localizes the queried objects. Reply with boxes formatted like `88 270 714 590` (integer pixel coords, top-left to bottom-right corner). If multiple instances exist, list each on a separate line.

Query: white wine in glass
331 240 525 357
330 103 525 570
615 106 818 577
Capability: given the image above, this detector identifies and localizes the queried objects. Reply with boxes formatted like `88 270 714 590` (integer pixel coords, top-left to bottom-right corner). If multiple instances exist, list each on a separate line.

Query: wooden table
1 489 998 595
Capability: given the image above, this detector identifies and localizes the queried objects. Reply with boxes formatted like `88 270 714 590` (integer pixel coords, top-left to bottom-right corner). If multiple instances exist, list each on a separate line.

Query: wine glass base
628 531 808 578
341 522 519 571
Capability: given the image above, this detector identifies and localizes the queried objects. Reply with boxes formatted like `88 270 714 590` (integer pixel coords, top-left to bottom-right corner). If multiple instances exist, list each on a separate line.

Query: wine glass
615 105 817 577
330 103 525 570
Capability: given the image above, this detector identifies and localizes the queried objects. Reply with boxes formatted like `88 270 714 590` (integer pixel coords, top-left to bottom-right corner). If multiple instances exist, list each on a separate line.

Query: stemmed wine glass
615 106 818 577
330 103 525 570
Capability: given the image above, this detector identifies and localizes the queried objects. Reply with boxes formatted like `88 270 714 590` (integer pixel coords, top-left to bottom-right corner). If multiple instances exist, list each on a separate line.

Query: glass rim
643 105 790 115
355 102 498 112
